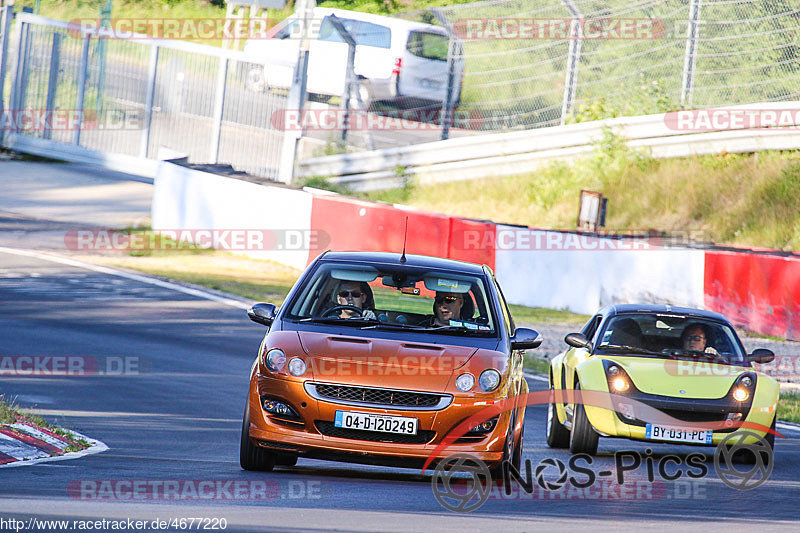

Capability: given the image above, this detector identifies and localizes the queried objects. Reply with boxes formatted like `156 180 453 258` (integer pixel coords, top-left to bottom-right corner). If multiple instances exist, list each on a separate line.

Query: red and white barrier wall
704 251 800 340
153 162 800 340
492 227 706 315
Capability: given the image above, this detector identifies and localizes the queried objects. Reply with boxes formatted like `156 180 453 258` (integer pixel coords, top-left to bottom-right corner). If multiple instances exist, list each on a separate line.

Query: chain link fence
1 2 799 180
1 11 287 179
400 0 800 132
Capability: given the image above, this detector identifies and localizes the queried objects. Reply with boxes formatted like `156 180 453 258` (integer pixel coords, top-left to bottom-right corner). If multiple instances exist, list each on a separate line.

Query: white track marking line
0 246 249 309
777 422 800 434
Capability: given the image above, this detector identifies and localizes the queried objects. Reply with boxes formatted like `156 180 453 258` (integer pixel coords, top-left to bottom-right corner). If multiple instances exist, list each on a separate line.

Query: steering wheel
672 349 725 364
322 305 364 318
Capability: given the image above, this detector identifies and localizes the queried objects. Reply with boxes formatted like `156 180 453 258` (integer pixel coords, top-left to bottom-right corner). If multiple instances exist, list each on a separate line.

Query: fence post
325 15 357 145
139 44 158 159
681 0 703 108
209 56 228 163
431 8 457 141
95 0 111 116
0 1 14 142
560 0 582 125
278 0 314 184
72 32 91 146
43 32 60 140
9 19 27 121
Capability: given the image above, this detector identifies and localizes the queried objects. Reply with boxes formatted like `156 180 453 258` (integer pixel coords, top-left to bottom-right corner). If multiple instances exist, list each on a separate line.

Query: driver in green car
333 280 377 319
681 323 718 355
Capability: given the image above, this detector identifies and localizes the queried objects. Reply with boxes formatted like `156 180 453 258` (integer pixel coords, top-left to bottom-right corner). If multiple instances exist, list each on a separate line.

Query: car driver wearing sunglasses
431 292 464 327
334 281 377 320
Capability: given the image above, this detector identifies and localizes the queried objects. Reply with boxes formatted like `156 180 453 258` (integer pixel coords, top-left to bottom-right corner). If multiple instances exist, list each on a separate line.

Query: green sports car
546 304 778 455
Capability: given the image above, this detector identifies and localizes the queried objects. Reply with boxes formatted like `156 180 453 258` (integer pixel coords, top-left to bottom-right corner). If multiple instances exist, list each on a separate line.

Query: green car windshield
284 262 498 335
595 314 746 365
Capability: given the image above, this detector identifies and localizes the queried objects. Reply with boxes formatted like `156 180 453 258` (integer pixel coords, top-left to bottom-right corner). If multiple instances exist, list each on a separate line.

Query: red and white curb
0 417 107 468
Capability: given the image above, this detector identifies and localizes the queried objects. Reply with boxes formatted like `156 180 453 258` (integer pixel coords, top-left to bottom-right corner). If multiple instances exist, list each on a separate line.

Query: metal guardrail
297 101 800 192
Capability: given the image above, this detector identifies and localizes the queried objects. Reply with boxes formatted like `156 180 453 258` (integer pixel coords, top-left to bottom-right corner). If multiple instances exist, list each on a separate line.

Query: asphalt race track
1 249 799 532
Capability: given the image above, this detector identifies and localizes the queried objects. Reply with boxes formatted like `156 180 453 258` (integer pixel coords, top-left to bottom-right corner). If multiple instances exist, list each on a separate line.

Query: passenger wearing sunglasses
333 281 377 320
429 292 465 327
681 323 718 355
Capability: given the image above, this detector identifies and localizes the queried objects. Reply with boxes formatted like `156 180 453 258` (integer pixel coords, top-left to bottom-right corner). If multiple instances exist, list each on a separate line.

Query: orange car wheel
239 401 275 471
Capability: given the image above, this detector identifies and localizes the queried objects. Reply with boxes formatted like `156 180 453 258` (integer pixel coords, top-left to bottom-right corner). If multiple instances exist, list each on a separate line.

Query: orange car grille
314 384 442 408
315 421 436 444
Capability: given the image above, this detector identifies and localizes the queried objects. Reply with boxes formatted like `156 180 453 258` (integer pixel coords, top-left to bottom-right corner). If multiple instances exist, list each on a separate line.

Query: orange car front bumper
247 373 516 467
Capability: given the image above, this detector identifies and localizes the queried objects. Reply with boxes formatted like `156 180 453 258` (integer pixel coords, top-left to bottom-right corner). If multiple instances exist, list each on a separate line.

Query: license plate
645 424 712 444
334 411 418 435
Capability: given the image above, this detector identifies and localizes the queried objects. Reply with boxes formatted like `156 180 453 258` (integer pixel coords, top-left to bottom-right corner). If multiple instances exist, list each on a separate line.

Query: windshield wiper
299 316 381 325
600 344 664 356
360 322 426 331
426 325 494 336
666 349 730 364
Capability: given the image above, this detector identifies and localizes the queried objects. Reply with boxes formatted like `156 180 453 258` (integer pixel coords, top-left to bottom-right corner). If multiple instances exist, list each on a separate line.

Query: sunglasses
686 335 705 342
436 296 461 304
338 290 363 298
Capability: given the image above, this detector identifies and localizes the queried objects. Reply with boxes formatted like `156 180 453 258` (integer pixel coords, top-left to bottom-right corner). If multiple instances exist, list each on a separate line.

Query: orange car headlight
456 373 475 392
287 357 306 377
263 348 286 372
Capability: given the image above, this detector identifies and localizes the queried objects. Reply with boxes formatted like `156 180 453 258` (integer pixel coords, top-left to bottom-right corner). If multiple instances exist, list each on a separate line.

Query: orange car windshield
284 263 498 334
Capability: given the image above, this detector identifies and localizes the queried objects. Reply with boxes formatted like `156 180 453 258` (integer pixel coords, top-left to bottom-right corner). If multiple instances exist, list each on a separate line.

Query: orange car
240 251 542 474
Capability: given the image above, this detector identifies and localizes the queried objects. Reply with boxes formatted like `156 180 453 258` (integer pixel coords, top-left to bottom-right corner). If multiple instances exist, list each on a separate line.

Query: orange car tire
240 401 276 472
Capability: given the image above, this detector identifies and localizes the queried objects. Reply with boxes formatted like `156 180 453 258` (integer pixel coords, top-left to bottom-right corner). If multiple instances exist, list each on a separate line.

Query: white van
242 7 464 108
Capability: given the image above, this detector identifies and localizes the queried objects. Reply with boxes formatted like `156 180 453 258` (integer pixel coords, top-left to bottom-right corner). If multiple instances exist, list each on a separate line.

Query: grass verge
85 248 589 325
89 251 300 304
0 395 90 451
364 142 800 252
777 392 800 424
523 355 551 376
